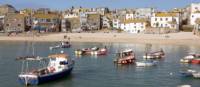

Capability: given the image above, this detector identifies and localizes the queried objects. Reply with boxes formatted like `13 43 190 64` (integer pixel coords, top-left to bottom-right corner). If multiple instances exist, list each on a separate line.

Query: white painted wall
151 16 179 29
190 13 200 25
120 22 146 33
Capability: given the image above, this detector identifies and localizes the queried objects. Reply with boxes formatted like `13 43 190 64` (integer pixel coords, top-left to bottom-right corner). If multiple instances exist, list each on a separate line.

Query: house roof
33 13 60 19
155 12 178 17
6 13 25 19
121 18 147 24
87 14 100 19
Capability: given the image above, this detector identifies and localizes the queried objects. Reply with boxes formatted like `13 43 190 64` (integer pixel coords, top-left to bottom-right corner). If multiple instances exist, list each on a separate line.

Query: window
166 18 168 21
155 18 157 21
18 24 21 27
172 25 175 28
6 24 9 26
160 18 163 21
46 19 51 22
161 24 163 27
141 26 143 28
165 24 167 27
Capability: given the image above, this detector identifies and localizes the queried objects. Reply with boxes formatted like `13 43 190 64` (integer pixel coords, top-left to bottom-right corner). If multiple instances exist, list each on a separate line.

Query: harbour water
0 41 200 87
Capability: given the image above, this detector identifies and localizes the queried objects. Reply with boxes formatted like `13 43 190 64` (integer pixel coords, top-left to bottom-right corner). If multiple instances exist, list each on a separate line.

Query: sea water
0 41 200 87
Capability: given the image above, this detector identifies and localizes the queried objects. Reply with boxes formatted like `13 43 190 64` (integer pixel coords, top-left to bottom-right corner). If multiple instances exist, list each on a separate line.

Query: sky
0 0 199 10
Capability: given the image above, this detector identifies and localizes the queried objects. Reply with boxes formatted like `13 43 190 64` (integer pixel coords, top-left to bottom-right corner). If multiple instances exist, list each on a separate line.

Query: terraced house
151 12 180 33
61 12 80 32
32 13 60 32
4 13 26 32
0 4 17 32
120 19 147 33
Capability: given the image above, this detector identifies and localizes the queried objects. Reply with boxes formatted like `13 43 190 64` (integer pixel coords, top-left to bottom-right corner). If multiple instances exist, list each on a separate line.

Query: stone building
4 13 25 32
61 13 80 32
32 13 60 32
0 4 16 15
87 13 101 30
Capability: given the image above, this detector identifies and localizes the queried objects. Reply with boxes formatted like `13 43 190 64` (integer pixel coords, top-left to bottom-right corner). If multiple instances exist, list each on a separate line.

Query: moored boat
191 59 200 64
180 53 197 63
50 41 71 50
135 60 158 67
75 46 107 55
192 72 200 78
180 69 196 77
114 49 136 64
17 52 74 85
143 49 165 59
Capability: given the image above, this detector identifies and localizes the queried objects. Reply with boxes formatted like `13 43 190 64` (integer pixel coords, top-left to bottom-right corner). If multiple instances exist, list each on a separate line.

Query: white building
190 3 200 25
120 19 146 33
151 12 179 30
112 19 121 29
190 3 200 13
190 13 200 25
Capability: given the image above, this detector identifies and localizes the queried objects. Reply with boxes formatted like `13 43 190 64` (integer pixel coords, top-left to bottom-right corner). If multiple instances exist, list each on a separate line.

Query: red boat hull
191 59 200 64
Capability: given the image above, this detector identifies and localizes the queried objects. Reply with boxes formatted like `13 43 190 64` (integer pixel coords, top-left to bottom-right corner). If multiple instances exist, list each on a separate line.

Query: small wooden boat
135 60 158 67
143 49 165 59
50 41 71 49
18 52 74 85
75 47 107 55
114 49 136 64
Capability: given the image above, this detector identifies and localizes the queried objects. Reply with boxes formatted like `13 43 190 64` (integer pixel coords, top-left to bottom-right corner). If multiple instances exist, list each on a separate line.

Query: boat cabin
117 49 133 58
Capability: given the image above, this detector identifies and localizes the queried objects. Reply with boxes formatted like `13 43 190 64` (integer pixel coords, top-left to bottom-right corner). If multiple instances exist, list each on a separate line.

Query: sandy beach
0 32 200 45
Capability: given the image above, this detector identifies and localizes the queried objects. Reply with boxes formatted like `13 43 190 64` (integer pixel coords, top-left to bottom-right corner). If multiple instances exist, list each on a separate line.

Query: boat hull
180 72 193 77
135 61 157 67
191 59 200 64
18 67 73 85
61 44 71 48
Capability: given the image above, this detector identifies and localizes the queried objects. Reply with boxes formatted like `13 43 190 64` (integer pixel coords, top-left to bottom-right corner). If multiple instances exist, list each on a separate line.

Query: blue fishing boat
17 53 74 85
180 69 196 77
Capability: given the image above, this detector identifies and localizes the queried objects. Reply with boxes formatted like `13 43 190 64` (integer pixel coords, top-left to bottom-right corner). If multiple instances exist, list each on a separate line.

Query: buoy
170 72 173 75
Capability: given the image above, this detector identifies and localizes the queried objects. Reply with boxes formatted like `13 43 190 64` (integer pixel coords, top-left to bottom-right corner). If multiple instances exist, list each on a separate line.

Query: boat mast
32 32 35 56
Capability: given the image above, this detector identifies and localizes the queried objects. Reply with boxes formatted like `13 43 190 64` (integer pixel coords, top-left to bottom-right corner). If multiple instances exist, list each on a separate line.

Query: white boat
49 41 71 50
180 55 195 63
143 49 165 59
75 46 107 55
192 72 200 78
136 60 158 67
